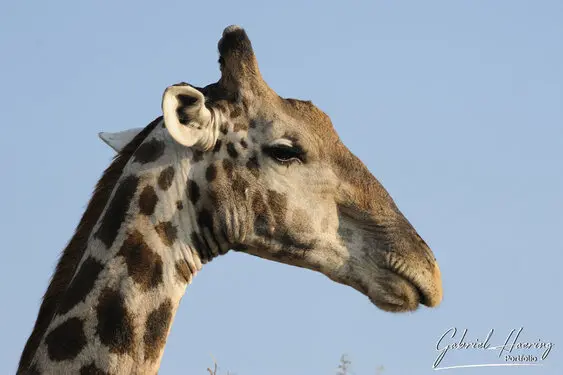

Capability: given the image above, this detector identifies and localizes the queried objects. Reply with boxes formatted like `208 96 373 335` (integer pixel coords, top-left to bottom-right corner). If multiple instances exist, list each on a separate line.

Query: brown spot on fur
230 107 242 118
246 154 260 177
176 200 184 210
252 191 267 214
191 231 211 263
139 185 158 216
187 179 200 204
227 142 238 158
118 230 163 290
96 288 134 354
155 221 178 247
207 185 220 206
233 122 247 132
45 317 86 361
220 122 229 134
133 139 165 164
18 116 161 373
197 209 214 232
215 102 227 113
192 150 204 162
144 299 173 361
279 231 317 251
213 140 222 153
206 164 217 182
232 173 249 200
240 139 248 148
58 257 103 315
80 363 109 375
271 248 305 262
222 159 234 179
242 97 250 111
267 189 287 226
252 192 271 237
196 209 215 262
157 166 175 191
175 260 191 284
95 175 139 248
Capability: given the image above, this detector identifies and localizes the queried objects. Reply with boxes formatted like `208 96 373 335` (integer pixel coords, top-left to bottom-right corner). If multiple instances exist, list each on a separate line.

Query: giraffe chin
364 270 426 313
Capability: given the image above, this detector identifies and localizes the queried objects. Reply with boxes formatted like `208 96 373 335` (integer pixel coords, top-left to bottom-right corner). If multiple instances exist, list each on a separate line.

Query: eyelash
263 145 305 165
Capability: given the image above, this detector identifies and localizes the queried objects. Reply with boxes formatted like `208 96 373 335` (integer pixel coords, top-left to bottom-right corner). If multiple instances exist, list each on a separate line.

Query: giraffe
18 25 443 374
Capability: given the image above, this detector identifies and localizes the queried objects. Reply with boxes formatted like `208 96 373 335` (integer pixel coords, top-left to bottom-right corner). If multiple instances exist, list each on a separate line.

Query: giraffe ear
162 83 216 150
98 127 143 152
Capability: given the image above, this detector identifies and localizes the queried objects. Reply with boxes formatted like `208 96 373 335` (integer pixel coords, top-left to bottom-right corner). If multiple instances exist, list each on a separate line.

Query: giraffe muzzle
358 258 442 313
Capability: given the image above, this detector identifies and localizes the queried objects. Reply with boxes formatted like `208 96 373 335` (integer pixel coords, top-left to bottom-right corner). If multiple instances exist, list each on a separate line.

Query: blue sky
1 1 561 374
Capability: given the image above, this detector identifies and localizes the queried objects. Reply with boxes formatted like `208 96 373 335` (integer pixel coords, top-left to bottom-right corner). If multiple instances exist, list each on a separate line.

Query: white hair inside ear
162 84 218 150
98 127 144 152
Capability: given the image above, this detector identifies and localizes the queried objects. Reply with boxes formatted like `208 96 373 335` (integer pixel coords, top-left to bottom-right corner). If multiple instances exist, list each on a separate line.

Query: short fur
17 117 161 373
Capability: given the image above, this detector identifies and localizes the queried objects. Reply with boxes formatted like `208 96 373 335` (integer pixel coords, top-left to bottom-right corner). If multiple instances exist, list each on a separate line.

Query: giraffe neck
21 119 226 374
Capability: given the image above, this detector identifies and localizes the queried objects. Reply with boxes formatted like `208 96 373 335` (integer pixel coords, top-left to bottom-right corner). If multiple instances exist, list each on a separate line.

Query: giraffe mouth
365 271 421 312
363 265 439 313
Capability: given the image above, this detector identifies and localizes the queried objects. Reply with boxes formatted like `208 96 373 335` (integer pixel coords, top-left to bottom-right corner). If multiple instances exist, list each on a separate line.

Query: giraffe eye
263 145 305 165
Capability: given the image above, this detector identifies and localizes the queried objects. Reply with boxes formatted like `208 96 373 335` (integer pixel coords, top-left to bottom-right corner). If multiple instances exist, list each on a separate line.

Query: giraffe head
104 26 442 312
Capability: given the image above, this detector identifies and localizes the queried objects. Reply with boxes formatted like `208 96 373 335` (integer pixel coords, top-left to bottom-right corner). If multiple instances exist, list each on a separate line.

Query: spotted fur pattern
19 26 442 375
24 102 323 373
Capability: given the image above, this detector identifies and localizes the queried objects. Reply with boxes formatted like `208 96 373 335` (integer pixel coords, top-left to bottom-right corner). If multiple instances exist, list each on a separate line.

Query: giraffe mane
18 116 162 372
